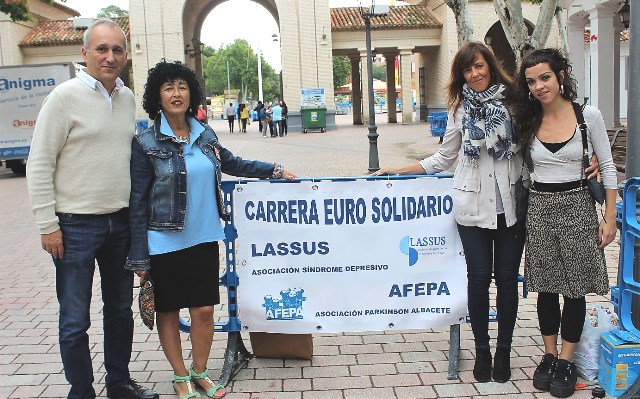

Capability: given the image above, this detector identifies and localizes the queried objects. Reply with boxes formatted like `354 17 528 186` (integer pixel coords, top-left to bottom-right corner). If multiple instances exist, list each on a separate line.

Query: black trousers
456 214 525 349
537 292 586 343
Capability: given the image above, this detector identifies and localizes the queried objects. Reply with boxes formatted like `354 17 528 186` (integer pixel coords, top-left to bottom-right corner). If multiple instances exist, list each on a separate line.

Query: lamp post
256 33 279 103
359 1 388 172
257 38 263 103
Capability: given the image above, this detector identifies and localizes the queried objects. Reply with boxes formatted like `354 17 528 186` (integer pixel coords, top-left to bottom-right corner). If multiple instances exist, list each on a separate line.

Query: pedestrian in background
129 60 296 399
26 19 158 399
264 105 274 137
280 100 288 135
196 104 207 123
239 103 249 133
225 102 235 132
272 101 283 137
254 101 264 133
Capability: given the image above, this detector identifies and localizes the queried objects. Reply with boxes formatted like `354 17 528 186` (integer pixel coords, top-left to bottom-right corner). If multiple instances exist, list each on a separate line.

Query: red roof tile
19 17 130 47
330 5 441 31
48 1 81 17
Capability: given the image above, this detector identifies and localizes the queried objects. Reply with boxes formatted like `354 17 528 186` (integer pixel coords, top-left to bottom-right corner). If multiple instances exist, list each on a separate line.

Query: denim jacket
126 119 276 270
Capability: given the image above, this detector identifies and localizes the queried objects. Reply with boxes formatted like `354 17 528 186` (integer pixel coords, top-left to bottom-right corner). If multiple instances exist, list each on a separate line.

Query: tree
372 64 386 82
446 0 560 63
97 5 128 18
445 0 474 47
531 0 568 55
493 0 558 64
202 39 280 103
1 0 64 22
332 56 350 88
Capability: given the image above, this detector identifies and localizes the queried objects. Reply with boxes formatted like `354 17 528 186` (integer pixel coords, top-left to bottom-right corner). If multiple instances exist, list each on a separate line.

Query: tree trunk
555 9 569 55
493 0 530 65
530 0 559 48
445 0 474 48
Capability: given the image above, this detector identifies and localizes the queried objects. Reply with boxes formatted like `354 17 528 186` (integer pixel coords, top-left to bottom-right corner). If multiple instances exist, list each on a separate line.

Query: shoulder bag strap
571 102 590 180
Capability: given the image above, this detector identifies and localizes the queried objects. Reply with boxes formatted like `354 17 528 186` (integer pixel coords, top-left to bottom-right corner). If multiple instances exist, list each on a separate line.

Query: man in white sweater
26 20 157 399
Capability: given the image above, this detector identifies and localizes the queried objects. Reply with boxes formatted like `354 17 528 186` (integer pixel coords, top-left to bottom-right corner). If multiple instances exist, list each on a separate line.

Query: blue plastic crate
428 112 447 137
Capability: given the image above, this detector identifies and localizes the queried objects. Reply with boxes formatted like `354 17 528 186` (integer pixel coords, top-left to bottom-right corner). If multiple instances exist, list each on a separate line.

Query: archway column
567 18 586 101
588 4 619 127
349 54 363 125
399 48 414 123
383 52 398 123
360 49 372 125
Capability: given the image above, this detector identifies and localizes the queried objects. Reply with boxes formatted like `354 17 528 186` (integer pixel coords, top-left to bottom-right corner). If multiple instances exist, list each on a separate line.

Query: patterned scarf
461 83 516 160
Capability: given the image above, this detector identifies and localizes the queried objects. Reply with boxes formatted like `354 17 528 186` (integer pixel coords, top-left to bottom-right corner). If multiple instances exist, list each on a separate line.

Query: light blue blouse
148 113 226 255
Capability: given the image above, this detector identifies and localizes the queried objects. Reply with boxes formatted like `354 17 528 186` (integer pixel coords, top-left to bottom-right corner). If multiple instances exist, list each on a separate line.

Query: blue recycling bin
136 119 149 134
427 112 447 138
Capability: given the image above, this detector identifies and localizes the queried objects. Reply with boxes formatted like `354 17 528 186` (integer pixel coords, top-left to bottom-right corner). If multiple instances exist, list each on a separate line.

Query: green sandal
173 374 201 399
190 365 226 398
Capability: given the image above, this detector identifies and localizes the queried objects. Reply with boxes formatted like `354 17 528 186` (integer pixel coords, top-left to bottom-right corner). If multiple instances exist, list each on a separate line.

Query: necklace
175 130 190 143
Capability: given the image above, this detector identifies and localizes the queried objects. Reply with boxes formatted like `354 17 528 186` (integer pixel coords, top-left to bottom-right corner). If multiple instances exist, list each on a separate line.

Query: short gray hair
83 19 127 50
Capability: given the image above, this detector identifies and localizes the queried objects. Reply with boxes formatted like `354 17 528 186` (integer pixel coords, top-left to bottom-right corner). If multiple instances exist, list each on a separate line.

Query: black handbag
572 102 606 205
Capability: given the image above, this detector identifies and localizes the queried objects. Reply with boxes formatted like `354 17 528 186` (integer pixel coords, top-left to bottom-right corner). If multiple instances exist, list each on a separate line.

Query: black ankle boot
493 347 511 383
473 348 492 382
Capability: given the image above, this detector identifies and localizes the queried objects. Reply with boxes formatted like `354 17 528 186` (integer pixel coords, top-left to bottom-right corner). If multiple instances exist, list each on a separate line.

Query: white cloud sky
59 0 404 73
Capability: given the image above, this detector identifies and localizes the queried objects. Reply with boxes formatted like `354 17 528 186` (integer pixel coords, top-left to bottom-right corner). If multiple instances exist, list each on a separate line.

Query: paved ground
0 114 621 398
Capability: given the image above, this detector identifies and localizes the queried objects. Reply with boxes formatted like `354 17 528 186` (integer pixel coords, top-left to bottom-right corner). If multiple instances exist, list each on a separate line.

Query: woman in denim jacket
127 60 295 399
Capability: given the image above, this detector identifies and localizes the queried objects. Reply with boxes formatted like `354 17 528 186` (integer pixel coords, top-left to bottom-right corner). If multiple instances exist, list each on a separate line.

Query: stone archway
484 20 534 76
181 0 279 83
129 0 336 131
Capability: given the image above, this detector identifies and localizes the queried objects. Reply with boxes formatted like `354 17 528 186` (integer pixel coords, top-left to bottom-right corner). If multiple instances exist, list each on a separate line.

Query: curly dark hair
511 48 578 147
446 42 514 114
142 59 203 119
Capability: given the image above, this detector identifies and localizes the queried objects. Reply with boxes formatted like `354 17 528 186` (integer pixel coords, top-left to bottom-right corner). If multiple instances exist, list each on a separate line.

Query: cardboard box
599 331 640 397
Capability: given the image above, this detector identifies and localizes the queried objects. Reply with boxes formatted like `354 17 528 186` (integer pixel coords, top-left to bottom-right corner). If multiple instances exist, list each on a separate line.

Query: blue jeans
54 209 133 399
456 214 525 349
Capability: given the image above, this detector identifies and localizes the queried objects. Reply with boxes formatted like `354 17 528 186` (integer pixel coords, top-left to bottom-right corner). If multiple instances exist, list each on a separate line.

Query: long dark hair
446 42 513 113
511 48 578 147
142 59 203 119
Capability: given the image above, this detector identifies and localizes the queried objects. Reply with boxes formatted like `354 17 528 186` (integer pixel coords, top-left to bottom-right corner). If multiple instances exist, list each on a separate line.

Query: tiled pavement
0 115 620 398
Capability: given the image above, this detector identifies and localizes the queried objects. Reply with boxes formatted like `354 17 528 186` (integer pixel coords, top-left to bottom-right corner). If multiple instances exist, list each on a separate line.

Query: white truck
0 63 75 174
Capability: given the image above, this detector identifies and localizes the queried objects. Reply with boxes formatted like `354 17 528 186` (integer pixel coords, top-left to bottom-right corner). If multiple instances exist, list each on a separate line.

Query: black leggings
537 292 586 343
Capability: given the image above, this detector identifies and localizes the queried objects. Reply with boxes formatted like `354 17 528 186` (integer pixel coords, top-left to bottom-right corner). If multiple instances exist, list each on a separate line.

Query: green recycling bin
301 108 326 133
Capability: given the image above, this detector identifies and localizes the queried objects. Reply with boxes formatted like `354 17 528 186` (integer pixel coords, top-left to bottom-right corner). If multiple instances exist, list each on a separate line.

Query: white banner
0 63 74 158
233 177 467 333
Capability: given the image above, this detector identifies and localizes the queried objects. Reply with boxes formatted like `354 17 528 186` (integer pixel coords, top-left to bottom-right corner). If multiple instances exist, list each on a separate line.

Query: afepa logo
262 288 307 320
399 235 447 266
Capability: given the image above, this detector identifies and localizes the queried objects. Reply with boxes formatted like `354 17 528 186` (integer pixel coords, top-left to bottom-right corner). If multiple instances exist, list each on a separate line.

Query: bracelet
272 163 283 179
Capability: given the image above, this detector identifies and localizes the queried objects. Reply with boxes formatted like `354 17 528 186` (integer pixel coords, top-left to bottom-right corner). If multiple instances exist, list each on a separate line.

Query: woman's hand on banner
282 169 297 181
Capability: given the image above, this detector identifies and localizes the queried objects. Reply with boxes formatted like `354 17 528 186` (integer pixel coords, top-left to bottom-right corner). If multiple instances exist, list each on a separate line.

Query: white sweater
529 105 617 190
27 77 135 234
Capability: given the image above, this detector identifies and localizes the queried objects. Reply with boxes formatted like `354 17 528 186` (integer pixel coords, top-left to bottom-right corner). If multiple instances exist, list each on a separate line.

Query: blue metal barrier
611 177 640 338
177 174 455 385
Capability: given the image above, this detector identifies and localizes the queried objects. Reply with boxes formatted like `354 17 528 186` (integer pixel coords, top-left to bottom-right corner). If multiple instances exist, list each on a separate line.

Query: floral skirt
524 186 609 298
